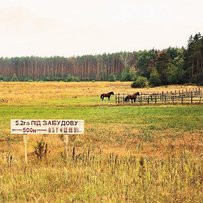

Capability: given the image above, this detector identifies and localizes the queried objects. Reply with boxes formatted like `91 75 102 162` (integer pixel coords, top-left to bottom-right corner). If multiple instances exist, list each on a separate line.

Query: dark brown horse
125 92 140 103
100 92 114 101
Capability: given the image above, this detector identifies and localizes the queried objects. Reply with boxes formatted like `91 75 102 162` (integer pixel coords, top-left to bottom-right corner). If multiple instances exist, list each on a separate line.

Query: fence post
175 90 177 103
191 91 193 104
182 90 184 104
164 92 166 103
140 92 142 104
178 90 180 104
147 94 150 104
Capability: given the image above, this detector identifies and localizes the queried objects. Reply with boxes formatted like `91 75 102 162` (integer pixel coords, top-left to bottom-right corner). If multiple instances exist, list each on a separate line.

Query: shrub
131 76 148 88
34 139 48 160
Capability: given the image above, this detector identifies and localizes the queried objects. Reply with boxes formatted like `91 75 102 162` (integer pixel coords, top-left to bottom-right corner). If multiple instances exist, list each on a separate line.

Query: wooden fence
115 88 202 104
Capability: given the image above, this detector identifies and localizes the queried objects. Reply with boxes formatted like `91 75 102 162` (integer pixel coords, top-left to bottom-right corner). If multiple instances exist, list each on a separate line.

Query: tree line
0 33 202 86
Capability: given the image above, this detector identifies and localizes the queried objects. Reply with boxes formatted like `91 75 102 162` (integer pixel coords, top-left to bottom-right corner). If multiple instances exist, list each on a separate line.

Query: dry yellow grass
0 81 200 105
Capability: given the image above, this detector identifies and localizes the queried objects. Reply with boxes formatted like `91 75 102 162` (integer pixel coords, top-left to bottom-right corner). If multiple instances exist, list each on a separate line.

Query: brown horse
100 92 114 101
125 92 140 103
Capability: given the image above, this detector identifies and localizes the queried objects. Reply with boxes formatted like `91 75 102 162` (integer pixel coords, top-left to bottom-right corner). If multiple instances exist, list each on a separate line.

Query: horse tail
100 94 103 100
124 96 128 102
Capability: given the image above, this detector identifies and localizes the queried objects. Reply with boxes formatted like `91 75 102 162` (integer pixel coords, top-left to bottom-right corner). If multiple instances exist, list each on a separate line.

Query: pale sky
0 0 202 57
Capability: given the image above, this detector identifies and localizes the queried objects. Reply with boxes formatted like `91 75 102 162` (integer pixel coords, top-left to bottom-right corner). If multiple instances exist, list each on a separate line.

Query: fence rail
115 88 202 104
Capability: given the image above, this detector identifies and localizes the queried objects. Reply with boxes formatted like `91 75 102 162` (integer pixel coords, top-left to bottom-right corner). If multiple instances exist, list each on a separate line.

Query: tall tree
184 33 203 84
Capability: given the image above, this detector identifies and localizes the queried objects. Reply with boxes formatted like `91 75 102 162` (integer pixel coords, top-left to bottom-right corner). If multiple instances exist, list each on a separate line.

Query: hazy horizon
0 0 202 57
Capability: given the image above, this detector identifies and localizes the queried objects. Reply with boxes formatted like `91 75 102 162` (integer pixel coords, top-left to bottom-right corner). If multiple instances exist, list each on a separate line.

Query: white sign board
11 119 84 135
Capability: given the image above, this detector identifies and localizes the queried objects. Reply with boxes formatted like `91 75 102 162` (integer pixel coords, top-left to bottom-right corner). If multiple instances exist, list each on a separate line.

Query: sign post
11 119 84 164
64 134 69 159
23 134 28 164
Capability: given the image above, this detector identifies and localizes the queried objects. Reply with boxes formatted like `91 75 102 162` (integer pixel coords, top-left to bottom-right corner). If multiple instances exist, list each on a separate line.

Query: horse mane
134 92 140 95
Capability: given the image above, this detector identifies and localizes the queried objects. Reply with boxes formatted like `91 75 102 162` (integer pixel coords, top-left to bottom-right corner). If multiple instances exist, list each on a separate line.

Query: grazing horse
125 92 140 103
100 92 114 101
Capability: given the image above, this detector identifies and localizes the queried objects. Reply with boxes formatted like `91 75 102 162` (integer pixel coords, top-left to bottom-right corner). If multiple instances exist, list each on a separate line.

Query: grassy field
0 82 203 202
